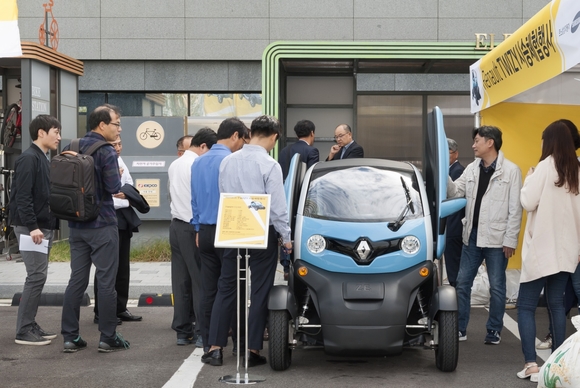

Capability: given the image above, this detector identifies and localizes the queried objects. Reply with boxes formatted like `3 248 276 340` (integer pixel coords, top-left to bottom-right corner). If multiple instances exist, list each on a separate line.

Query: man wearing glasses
326 124 364 161
61 104 131 353
176 135 193 157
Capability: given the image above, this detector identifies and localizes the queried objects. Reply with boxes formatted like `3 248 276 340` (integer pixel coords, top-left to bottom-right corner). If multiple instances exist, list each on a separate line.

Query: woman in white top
516 121 580 382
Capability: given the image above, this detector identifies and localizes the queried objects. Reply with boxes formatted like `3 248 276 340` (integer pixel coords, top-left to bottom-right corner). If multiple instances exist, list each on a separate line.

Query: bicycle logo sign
136 121 165 149
38 0 59 51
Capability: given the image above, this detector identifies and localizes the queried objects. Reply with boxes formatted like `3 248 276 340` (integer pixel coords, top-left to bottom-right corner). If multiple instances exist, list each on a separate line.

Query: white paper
19 234 49 254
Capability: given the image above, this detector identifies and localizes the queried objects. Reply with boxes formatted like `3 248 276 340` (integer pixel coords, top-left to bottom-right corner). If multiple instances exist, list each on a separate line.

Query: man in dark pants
444 138 465 287
61 104 130 353
191 118 247 353
93 135 145 324
278 119 319 279
11 114 61 346
168 128 217 346
203 115 293 367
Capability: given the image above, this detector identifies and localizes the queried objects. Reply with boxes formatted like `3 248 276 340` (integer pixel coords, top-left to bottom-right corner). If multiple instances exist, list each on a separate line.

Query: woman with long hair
516 121 580 382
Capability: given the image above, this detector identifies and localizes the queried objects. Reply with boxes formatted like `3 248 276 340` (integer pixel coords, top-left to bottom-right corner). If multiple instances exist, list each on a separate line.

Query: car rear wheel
268 309 292 371
435 310 459 372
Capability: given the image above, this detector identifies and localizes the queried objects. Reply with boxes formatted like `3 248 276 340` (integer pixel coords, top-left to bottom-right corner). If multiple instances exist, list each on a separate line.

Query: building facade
4 0 550 239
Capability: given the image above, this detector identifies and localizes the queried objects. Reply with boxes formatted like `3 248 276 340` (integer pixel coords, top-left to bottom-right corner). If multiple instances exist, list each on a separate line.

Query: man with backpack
60 104 130 353
11 115 61 346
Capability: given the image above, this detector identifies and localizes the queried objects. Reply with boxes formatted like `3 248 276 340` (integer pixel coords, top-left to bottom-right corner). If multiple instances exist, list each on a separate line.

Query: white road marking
496 308 551 361
163 306 551 387
162 347 205 388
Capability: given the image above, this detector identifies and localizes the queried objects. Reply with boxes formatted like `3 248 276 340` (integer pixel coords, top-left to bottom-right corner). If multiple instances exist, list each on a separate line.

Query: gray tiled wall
18 0 550 61
16 0 550 91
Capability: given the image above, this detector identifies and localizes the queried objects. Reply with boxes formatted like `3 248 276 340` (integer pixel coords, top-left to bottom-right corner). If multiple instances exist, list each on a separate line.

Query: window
303 165 423 222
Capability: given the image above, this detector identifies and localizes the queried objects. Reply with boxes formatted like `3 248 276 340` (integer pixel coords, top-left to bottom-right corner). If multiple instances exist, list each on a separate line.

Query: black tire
1 103 19 147
268 310 292 371
435 310 459 372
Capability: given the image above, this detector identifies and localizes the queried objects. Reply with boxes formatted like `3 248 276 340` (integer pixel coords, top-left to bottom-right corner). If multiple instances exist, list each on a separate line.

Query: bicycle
38 0 59 50
0 168 16 259
1 103 21 148
139 128 161 140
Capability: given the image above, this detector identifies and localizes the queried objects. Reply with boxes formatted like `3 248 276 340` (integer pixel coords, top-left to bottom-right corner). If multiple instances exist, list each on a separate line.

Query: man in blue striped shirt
202 115 293 367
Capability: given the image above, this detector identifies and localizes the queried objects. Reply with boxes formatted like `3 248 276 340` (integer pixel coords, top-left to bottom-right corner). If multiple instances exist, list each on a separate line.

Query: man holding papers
9 115 61 346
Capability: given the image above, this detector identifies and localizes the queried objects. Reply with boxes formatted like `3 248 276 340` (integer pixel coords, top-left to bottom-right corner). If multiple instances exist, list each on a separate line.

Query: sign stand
214 193 271 385
218 249 265 385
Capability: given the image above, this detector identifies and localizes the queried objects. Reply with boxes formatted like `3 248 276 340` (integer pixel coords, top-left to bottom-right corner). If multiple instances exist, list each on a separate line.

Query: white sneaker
536 334 552 350
459 331 467 342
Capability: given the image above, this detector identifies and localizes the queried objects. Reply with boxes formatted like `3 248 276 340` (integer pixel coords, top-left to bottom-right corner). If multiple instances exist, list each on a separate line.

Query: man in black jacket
278 119 319 180
93 135 149 324
325 124 364 161
11 114 61 346
445 138 465 287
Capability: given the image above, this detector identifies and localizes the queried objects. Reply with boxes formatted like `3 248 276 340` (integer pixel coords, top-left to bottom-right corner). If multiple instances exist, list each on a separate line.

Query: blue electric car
268 107 466 372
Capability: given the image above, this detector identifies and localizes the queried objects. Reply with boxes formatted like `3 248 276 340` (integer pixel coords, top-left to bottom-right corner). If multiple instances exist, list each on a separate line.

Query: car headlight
400 236 420 255
307 234 326 254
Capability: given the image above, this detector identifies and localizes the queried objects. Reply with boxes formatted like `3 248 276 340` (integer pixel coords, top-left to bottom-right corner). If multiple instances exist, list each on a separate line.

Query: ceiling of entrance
281 58 476 74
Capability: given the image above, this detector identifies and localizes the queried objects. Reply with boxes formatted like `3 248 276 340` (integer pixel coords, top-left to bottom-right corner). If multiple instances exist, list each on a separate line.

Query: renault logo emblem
356 240 371 261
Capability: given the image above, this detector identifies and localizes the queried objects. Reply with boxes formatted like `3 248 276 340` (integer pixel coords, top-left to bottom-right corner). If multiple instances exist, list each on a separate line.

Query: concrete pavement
0 254 287 300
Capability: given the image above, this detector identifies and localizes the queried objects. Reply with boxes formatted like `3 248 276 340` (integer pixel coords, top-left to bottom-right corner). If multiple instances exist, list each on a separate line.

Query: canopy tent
467 0 580 270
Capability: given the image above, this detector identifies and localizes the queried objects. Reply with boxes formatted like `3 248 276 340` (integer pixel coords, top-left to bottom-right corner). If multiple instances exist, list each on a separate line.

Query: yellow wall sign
215 193 271 249
135 179 160 207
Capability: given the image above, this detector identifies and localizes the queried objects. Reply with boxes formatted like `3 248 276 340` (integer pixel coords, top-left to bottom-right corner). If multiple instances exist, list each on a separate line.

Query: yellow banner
0 0 18 21
469 0 580 112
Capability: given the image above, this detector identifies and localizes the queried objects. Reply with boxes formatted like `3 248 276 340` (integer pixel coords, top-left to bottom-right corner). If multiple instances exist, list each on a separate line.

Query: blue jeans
517 272 569 363
572 263 580 310
456 228 508 334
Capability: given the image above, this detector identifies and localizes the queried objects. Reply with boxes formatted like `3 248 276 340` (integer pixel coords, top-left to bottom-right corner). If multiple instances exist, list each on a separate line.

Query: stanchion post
219 248 265 385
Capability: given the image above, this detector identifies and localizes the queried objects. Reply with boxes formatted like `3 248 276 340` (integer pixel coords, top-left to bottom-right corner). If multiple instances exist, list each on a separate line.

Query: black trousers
169 219 202 339
444 236 463 287
208 226 278 350
94 228 132 315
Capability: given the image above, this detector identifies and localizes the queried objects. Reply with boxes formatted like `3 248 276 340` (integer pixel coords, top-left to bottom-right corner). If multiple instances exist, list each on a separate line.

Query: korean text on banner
0 0 22 58
470 0 580 113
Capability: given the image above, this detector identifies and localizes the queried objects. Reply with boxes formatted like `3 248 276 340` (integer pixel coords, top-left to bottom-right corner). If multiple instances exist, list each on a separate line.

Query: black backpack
49 139 109 222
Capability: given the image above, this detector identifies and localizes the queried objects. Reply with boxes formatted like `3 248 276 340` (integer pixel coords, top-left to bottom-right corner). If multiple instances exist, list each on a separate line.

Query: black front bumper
293 259 434 356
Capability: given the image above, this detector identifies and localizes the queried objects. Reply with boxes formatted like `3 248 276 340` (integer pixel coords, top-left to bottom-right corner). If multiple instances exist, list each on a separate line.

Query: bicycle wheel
1 104 19 147
50 19 59 50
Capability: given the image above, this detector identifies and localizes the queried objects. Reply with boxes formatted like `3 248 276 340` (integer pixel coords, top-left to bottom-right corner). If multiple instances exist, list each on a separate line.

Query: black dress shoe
94 315 122 325
118 310 142 322
246 351 267 367
201 348 223 366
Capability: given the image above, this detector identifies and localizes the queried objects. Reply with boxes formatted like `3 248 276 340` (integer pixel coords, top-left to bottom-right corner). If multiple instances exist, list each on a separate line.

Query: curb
11 292 90 307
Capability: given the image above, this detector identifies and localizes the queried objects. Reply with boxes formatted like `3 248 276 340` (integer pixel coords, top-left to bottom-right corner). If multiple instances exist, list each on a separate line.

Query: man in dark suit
326 124 364 161
278 120 319 279
444 138 465 287
279 119 319 180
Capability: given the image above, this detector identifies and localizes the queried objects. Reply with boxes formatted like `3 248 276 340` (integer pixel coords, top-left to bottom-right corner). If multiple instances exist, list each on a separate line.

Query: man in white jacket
447 125 522 345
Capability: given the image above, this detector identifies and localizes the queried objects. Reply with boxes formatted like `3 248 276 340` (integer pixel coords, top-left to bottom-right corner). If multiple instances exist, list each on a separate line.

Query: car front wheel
435 310 459 372
268 309 292 371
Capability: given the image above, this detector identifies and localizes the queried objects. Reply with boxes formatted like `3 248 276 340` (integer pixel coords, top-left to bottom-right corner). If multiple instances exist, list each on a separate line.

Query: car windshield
303 166 423 223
